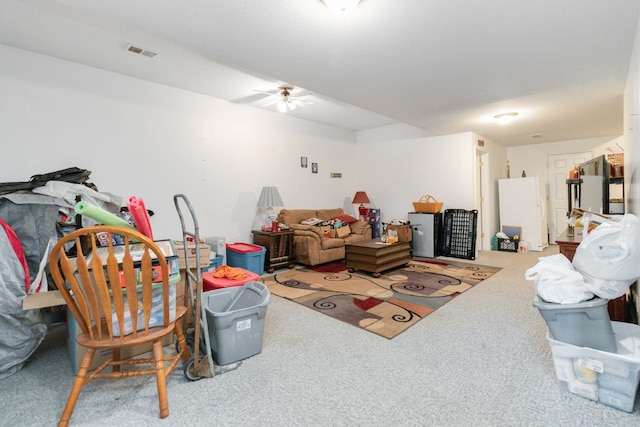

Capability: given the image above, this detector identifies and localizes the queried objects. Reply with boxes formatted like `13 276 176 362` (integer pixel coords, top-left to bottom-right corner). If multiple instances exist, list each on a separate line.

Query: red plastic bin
203 268 260 292
226 243 263 253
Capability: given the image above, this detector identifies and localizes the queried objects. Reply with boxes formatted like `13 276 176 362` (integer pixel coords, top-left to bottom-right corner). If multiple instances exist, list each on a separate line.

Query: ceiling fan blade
262 98 280 106
254 89 279 97
292 98 314 107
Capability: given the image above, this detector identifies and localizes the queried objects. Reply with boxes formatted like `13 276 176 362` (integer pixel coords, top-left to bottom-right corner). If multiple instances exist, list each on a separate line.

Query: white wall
625 10 640 216
354 131 480 223
0 44 361 243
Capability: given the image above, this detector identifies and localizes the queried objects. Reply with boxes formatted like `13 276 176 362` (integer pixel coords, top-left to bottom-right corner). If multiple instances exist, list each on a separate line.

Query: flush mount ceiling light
322 0 361 14
494 112 518 124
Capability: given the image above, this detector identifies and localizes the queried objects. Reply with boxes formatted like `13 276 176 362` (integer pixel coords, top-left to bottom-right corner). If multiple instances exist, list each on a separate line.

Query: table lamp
257 186 284 229
352 191 370 219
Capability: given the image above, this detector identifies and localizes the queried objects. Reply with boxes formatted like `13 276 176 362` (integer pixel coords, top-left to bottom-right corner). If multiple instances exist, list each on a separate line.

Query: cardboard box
315 225 331 239
176 271 194 328
174 241 211 269
336 225 350 238
67 309 173 374
387 224 412 242
23 290 66 310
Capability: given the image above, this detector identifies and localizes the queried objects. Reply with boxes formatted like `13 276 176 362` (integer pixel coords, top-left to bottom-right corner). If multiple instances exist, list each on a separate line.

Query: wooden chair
48 225 190 427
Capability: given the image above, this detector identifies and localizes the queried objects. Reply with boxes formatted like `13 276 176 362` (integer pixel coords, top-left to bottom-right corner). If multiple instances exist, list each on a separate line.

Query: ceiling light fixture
322 0 361 14
276 87 297 113
494 112 518 124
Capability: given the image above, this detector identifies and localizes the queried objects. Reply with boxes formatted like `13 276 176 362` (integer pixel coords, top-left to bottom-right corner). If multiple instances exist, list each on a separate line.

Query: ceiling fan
256 86 314 113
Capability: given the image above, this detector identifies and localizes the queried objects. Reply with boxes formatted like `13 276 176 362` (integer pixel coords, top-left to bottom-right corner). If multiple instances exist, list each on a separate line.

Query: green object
491 235 498 251
74 201 134 230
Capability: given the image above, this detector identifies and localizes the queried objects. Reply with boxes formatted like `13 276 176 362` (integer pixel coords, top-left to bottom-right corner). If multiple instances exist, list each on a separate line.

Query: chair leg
174 319 190 361
153 340 170 418
112 347 121 372
59 348 95 427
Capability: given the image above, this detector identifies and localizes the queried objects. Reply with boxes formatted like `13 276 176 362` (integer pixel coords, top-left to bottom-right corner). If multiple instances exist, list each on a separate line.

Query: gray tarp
0 226 46 379
0 194 64 284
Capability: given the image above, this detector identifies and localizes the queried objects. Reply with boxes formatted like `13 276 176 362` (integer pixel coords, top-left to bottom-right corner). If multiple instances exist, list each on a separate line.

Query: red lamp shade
352 191 370 218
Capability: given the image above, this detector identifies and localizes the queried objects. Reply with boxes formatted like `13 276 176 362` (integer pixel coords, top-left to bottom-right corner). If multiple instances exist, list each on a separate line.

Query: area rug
262 259 501 339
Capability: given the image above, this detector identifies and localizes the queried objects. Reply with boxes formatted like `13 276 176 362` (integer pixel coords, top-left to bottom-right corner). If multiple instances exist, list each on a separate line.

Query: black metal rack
441 209 478 260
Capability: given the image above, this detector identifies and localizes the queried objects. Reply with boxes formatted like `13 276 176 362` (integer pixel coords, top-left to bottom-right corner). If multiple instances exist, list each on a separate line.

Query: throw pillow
330 214 359 224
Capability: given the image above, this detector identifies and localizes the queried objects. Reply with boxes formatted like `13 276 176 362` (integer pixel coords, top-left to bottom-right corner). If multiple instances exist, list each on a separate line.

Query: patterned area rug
262 259 501 339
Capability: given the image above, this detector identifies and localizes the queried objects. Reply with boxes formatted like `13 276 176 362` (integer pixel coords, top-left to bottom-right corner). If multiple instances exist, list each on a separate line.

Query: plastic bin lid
226 242 263 253
533 295 609 310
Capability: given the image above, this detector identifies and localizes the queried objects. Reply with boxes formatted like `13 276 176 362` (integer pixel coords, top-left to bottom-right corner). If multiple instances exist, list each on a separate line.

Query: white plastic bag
573 214 640 281
579 270 636 300
524 254 593 304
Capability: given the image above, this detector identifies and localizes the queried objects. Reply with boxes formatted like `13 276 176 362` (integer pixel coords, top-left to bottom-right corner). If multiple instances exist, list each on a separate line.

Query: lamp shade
352 191 370 205
257 186 284 208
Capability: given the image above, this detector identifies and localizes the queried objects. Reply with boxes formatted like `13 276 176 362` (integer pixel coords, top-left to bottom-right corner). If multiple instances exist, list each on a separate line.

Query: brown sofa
277 208 372 266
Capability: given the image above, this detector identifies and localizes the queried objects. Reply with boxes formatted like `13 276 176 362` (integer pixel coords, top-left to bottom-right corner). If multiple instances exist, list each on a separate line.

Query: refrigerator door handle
538 197 546 220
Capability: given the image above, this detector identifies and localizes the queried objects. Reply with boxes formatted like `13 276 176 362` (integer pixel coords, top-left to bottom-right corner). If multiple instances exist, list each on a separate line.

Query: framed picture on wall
312 163 318 174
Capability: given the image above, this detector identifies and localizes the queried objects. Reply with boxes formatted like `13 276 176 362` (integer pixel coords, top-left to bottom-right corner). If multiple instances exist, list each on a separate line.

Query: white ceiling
2 0 640 146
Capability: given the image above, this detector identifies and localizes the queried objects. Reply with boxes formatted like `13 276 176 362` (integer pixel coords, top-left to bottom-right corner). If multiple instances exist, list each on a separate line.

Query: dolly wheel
177 334 196 354
183 356 205 381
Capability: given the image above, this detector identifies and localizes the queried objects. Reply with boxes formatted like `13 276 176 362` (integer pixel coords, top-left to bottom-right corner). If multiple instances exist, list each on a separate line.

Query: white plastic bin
546 321 640 412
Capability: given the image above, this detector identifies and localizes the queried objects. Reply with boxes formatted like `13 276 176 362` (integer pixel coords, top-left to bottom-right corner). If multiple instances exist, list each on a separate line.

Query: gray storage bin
533 296 616 353
203 281 270 365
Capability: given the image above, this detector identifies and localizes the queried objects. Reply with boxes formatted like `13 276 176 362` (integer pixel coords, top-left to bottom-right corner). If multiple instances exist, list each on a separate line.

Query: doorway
476 150 490 251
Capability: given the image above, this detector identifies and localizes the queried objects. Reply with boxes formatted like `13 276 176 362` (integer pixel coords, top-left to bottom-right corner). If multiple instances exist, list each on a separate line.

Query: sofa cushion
330 213 359 224
316 208 344 220
321 238 345 249
278 209 317 226
348 220 370 235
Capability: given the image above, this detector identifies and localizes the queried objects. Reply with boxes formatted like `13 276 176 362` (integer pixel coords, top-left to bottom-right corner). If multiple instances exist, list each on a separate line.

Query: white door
547 152 592 243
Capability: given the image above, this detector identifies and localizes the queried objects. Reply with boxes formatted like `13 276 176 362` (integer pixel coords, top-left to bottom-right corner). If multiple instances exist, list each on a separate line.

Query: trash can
533 295 616 353
203 281 270 365
226 243 266 275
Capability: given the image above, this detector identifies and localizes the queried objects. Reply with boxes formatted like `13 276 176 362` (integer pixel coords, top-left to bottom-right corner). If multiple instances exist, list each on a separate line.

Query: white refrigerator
498 177 549 252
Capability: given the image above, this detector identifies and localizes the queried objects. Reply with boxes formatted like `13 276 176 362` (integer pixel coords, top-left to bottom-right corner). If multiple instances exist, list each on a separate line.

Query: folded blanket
212 265 247 280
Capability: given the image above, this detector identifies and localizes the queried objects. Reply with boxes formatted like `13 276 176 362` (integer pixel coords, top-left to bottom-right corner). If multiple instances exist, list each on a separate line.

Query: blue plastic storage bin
226 243 266 275
203 254 224 272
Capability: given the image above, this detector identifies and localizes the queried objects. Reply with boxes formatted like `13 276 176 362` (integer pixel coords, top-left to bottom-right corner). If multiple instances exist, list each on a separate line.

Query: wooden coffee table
345 239 411 277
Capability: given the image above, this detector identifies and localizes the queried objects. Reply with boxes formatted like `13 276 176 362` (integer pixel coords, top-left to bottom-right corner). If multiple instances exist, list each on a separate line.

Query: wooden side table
555 229 582 261
252 230 296 273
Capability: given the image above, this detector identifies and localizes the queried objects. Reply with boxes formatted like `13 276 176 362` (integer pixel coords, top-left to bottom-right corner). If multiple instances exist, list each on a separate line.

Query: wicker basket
412 195 443 213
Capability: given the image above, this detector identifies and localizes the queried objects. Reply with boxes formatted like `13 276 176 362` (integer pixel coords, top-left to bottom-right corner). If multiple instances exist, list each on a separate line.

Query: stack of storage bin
534 296 640 412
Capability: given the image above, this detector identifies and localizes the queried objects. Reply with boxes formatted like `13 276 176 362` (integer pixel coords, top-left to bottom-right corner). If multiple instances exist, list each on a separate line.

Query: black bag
0 167 92 195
